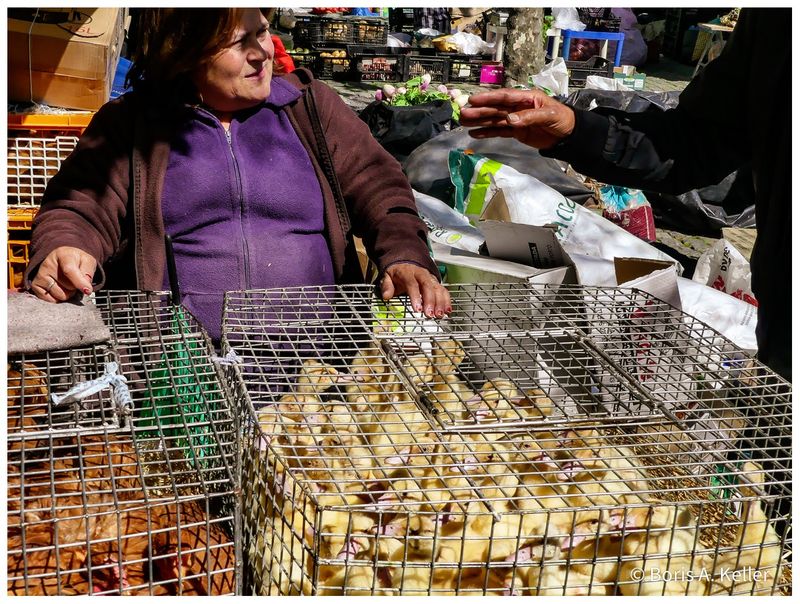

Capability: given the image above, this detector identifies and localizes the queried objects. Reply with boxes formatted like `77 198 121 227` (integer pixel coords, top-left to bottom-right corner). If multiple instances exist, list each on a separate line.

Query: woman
25 8 450 343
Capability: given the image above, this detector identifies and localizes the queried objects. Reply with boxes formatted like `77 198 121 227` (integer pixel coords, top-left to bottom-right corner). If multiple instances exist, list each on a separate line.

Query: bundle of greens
374 73 470 120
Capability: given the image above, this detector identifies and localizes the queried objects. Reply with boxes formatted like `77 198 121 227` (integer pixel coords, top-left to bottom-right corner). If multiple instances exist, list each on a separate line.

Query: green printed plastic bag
448 149 502 217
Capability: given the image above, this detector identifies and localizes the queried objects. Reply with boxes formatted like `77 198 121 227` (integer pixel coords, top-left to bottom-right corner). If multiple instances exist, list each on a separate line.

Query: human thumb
380 273 395 301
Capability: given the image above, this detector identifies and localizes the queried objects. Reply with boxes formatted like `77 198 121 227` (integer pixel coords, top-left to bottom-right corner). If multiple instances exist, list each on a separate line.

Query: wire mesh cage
223 283 791 596
7 291 238 595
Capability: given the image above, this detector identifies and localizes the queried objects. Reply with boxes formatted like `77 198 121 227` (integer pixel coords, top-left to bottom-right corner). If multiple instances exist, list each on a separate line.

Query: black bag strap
303 86 352 237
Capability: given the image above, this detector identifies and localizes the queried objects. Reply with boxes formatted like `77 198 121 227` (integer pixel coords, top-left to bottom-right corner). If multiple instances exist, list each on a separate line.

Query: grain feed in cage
7 291 238 596
222 283 791 596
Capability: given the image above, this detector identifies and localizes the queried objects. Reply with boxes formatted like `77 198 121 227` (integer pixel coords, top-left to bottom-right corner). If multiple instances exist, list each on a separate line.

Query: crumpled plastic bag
448 149 679 269
552 7 586 31
692 239 758 306
413 189 484 253
599 185 656 241
440 31 493 55
529 58 570 96
599 185 647 212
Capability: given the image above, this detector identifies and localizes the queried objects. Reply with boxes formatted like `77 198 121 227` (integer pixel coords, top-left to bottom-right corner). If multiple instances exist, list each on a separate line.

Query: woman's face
194 9 274 113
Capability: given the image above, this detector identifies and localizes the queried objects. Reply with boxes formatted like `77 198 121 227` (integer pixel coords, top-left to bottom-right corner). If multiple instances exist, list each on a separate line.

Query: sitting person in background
26 7 450 344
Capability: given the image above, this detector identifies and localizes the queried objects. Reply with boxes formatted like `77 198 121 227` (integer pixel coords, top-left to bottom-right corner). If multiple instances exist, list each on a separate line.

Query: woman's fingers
30 246 98 303
382 263 450 318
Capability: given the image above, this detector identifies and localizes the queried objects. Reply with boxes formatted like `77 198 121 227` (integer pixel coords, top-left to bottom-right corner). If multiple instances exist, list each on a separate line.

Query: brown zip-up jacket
26 69 438 292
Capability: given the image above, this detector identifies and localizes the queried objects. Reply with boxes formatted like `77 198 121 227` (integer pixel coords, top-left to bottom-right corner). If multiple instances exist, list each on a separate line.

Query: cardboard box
613 66 646 91
432 241 573 286
8 8 127 111
432 220 577 286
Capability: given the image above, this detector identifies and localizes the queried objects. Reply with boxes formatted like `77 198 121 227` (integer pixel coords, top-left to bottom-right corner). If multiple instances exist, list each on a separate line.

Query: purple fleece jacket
161 79 334 342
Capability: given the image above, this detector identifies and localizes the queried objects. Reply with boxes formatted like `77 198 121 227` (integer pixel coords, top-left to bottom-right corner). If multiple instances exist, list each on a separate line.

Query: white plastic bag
451 154 680 270
443 31 493 55
692 239 757 306
676 277 758 352
552 7 586 31
529 58 570 96
413 190 484 253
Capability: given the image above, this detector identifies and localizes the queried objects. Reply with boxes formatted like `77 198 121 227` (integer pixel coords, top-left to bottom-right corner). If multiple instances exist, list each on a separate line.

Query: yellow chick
705 461 784 596
278 359 349 411
463 380 523 423
615 504 706 596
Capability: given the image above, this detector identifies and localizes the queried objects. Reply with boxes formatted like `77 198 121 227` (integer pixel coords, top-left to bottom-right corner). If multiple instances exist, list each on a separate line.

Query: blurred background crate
577 7 621 32
565 55 615 87
287 49 318 71
446 54 485 84
7 291 239 595
351 17 389 45
350 48 406 82
404 55 449 83
315 49 351 81
7 207 37 290
294 15 354 47
223 283 791 596
7 132 80 208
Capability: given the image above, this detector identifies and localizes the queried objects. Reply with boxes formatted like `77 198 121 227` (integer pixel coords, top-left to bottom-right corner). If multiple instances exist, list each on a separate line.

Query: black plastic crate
346 44 410 57
314 49 351 80
577 8 621 32
403 55 449 83
294 15 353 47
350 17 389 45
351 52 404 82
287 50 317 71
565 55 614 87
445 54 484 83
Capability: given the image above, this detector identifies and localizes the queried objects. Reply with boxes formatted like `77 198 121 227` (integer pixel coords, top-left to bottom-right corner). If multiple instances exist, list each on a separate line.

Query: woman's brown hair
126 8 270 92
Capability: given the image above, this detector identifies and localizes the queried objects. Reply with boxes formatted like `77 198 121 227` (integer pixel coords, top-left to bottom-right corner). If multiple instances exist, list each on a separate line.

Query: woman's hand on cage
380 263 451 319
30 246 96 302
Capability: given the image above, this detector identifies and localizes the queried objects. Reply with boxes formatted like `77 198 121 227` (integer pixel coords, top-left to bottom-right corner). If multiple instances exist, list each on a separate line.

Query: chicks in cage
239 346 788 596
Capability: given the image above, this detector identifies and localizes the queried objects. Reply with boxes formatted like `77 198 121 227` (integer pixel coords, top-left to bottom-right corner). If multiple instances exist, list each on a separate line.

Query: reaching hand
459 88 576 150
380 263 451 319
29 246 97 302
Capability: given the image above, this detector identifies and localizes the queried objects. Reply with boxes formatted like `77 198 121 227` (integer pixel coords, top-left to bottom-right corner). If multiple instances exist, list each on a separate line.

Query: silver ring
44 278 56 293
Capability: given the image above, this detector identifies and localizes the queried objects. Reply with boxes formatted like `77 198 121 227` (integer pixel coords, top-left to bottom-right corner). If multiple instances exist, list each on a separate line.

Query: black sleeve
542 10 757 196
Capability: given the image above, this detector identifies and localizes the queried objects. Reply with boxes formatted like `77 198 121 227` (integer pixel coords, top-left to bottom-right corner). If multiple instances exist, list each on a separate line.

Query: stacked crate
6 114 90 289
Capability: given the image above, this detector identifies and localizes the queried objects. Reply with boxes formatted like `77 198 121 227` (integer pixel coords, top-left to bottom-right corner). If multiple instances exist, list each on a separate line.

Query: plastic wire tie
50 361 133 415
212 350 243 366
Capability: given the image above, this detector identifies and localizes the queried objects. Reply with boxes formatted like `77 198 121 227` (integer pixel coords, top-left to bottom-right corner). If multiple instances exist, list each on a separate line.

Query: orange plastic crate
7 208 38 290
7 113 91 208
7 113 93 134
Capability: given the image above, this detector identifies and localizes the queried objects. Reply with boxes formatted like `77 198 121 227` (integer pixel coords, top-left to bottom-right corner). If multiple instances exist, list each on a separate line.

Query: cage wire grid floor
222 283 791 596
7 291 238 596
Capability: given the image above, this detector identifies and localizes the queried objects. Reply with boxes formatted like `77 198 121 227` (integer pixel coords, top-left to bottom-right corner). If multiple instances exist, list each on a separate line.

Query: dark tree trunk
504 8 546 87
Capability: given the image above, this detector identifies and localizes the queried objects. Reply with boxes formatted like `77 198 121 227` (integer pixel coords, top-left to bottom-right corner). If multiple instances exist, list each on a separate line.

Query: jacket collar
266 76 303 108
